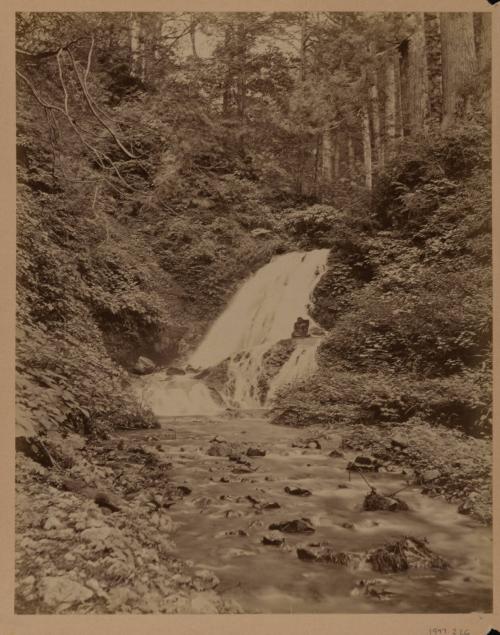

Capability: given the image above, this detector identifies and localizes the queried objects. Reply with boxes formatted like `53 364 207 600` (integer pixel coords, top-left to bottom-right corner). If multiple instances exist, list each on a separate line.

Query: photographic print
14 10 492 615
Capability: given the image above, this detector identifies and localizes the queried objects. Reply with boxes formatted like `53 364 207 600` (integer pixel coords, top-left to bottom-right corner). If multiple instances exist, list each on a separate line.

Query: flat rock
390 433 408 449
80 526 113 543
284 486 311 497
40 576 94 608
269 518 315 534
422 469 440 482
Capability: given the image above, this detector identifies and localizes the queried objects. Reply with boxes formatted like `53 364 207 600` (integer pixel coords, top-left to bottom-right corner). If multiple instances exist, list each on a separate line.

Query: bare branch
66 45 138 159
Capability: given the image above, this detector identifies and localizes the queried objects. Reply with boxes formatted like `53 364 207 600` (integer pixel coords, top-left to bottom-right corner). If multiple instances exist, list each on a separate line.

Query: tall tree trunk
403 13 429 136
384 52 397 161
369 69 383 169
333 136 340 181
321 128 333 190
189 14 199 58
475 12 491 117
130 14 142 78
476 13 491 71
394 51 404 139
362 105 372 191
347 135 355 174
300 13 308 81
440 12 477 129
222 25 233 117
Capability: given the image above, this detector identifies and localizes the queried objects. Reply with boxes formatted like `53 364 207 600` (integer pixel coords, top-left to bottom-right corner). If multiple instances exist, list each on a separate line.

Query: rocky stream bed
15 413 492 614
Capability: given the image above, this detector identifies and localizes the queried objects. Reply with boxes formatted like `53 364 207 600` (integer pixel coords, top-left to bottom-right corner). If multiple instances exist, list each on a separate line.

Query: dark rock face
133 356 156 375
256 339 297 403
363 491 410 512
269 518 315 534
166 367 186 376
195 360 231 395
291 317 310 338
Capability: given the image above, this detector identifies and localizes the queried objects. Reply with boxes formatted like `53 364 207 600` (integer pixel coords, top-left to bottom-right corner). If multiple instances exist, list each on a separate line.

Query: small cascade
267 338 321 401
136 375 224 417
139 249 329 417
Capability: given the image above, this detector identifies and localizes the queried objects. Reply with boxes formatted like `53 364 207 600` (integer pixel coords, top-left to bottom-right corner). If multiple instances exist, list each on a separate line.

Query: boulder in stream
351 578 396 601
363 490 409 512
284 486 312 497
269 518 315 534
262 531 285 546
368 537 448 573
291 317 310 338
246 447 266 457
296 537 447 573
297 543 363 568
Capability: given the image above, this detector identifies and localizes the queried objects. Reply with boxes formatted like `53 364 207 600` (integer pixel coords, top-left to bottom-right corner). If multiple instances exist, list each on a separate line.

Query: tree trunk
130 14 142 78
222 25 233 117
300 13 308 81
476 12 491 117
384 52 397 161
321 128 333 189
347 135 355 174
440 12 477 128
369 70 383 169
394 51 404 139
333 136 340 181
190 15 199 58
404 13 429 136
362 105 372 191
476 13 491 71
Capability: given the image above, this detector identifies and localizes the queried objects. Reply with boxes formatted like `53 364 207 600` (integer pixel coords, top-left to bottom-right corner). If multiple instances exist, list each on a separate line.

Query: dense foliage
16 12 491 440
276 124 491 438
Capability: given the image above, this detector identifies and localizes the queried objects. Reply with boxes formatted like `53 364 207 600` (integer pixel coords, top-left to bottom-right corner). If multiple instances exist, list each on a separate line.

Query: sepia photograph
14 9 493 616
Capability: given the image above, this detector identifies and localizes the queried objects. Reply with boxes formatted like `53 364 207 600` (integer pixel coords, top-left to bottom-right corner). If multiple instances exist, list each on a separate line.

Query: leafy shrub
318 267 490 376
272 367 491 437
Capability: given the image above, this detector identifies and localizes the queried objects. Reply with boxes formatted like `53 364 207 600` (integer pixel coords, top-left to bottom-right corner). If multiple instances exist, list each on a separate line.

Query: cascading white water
190 250 329 368
138 249 329 417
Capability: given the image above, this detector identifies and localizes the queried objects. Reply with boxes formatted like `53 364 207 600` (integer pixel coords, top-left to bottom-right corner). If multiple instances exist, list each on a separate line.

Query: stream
130 249 491 613
119 412 492 614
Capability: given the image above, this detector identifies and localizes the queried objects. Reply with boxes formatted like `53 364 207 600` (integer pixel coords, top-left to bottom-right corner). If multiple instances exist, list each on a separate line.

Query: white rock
44 516 63 530
80 526 112 542
39 576 94 608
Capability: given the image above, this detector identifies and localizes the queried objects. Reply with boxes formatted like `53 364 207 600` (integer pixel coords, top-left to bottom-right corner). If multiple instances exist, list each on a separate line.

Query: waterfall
138 249 329 417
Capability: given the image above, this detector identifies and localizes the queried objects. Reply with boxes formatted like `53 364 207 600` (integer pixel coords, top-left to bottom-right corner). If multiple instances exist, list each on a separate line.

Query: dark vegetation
275 125 491 438
16 12 491 445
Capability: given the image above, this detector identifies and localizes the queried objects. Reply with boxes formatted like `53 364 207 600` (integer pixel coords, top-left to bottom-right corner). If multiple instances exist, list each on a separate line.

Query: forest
15 12 492 615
